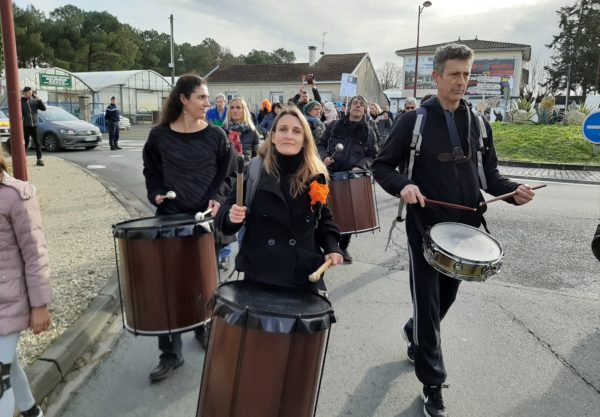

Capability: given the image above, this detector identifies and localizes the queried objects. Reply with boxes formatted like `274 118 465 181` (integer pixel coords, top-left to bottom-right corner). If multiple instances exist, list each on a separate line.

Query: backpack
385 105 490 249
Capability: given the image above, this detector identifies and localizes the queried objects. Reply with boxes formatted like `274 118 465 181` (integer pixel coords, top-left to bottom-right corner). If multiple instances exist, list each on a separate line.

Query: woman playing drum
219 105 344 289
142 74 235 382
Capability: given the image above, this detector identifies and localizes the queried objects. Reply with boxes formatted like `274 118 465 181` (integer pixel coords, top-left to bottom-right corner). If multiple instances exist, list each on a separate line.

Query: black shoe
403 327 415 364
422 385 448 417
218 256 230 270
148 357 184 382
115 145 122 150
21 405 43 417
110 146 116 150
36 159 44 167
341 249 353 264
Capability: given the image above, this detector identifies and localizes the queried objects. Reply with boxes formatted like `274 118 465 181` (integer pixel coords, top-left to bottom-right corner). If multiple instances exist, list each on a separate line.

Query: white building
395 38 531 104
207 48 388 111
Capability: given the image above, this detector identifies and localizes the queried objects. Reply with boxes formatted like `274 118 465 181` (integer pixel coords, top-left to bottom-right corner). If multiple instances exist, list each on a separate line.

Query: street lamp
413 1 432 98
169 14 175 86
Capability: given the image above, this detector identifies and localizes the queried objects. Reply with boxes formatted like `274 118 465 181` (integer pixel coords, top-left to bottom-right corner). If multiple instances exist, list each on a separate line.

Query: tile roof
395 38 531 57
207 53 367 83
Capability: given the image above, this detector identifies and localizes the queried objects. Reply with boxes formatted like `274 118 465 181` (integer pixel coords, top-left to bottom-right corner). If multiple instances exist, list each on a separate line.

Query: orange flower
309 180 329 206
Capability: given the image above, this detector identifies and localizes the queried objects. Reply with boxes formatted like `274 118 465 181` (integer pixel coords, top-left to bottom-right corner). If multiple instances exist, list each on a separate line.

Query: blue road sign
582 111 600 144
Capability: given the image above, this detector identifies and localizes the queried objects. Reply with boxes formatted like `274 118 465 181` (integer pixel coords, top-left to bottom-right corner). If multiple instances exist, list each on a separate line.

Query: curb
26 159 150 406
27 273 120 403
499 160 600 171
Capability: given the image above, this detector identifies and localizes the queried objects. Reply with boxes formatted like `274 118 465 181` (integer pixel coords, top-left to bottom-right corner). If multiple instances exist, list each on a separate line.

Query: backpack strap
386 107 427 250
244 156 263 213
472 109 489 191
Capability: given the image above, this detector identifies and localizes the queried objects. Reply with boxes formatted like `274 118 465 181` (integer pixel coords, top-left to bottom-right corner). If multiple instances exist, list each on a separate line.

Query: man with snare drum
373 44 534 417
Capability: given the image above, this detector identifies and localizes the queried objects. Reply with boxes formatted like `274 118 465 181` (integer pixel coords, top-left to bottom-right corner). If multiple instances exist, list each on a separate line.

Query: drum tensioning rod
479 184 547 207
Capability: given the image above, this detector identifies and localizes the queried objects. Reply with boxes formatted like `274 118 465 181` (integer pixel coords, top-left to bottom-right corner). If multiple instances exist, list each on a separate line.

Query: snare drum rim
427 222 504 263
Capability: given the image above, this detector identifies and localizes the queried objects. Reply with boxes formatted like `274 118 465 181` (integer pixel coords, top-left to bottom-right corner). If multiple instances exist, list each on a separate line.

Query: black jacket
373 98 519 230
317 116 379 172
292 87 322 112
105 103 120 123
218 161 341 290
21 97 46 127
223 124 260 159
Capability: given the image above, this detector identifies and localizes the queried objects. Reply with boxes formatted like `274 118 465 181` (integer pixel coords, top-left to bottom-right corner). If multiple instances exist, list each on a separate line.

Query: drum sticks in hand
309 258 333 282
480 184 546 207
236 156 245 206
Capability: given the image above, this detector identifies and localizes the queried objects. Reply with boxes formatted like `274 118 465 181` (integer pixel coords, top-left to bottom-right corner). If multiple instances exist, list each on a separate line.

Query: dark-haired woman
142 74 235 382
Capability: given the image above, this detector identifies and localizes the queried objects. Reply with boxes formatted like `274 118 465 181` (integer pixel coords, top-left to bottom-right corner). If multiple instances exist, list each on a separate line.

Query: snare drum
113 214 218 335
423 222 503 282
328 170 379 234
196 281 335 417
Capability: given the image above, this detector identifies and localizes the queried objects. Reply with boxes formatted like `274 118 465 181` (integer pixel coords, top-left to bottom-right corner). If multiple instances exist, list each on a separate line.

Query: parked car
37 106 102 151
119 115 131 130
0 109 10 153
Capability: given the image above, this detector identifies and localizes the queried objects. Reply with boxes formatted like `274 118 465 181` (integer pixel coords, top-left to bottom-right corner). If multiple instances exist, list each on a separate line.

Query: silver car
38 106 102 151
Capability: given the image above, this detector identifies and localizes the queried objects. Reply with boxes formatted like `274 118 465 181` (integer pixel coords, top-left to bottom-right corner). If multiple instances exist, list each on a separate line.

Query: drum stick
165 191 176 199
195 208 212 221
424 198 477 212
236 155 245 206
480 184 547 207
309 258 334 282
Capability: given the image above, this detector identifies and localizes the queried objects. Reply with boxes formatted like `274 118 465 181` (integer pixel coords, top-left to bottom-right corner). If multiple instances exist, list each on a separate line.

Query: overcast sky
18 0 566 69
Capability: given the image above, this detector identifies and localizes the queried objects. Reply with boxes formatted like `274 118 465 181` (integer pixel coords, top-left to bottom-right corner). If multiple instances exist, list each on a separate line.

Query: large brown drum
328 170 379 234
112 214 218 335
196 281 335 417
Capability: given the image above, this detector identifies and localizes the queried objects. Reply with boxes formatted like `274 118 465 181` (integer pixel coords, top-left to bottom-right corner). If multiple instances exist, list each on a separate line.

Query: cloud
15 0 566 68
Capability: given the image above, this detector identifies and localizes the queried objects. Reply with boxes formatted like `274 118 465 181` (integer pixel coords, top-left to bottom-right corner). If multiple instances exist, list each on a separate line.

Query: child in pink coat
0 153 52 417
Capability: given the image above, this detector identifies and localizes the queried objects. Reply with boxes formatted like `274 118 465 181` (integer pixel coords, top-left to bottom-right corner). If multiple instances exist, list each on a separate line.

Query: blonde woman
218 97 261 269
0 152 52 417
218 106 343 291
222 97 260 161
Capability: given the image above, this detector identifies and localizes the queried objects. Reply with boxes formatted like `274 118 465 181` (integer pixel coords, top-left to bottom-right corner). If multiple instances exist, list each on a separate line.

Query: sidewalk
19 152 600 413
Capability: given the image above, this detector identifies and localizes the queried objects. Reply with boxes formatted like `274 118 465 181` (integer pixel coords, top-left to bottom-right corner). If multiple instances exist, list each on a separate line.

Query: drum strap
245 156 264 214
473 110 489 191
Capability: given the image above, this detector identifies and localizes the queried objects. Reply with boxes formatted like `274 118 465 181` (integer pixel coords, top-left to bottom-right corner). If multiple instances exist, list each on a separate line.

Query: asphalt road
46 129 600 417
55 130 600 297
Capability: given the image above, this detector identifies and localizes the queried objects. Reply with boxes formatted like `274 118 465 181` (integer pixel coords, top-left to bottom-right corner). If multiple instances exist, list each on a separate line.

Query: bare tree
377 62 403 90
522 54 551 101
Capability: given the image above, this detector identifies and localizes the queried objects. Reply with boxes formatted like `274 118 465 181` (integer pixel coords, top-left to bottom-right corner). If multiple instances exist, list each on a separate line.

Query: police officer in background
105 96 121 150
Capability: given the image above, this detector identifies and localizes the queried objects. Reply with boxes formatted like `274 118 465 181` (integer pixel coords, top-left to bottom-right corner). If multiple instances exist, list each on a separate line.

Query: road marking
86 164 106 169
109 155 125 158
128 149 143 152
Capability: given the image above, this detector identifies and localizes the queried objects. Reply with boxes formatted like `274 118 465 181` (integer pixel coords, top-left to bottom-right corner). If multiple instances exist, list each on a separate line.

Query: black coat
21 97 46 127
218 169 341 290
317 116 378 172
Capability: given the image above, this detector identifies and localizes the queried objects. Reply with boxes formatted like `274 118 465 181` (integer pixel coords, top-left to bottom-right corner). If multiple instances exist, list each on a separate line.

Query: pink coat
0 171 52 336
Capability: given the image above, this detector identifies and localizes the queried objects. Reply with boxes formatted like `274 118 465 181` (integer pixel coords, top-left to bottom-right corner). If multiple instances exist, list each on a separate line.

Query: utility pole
0 0 27 180
169 14 175 86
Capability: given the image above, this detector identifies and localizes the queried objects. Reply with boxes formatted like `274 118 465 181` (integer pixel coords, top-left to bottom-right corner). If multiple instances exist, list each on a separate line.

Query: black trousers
404 233 461 386
107 121 119 148
339 234 351 250
23 126 42 160
157 333 182 361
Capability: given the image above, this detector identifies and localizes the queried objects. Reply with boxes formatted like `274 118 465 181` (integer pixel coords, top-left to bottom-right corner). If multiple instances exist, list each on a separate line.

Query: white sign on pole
340 73 358 97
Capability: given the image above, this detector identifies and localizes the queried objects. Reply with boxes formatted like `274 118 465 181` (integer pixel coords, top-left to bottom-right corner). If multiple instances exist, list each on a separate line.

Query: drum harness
386 102 491 250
